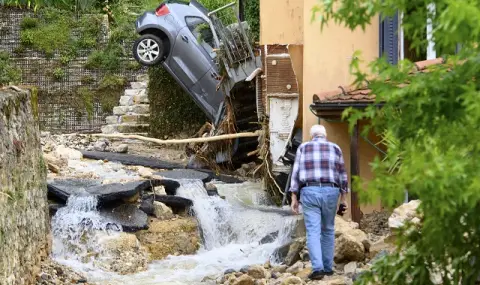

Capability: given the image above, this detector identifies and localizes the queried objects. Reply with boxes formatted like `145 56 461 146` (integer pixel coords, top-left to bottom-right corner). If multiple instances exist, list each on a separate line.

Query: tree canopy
312 0 480 284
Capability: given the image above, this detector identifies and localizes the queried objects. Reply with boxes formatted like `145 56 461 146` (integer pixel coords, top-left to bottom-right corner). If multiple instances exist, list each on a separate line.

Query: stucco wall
260 0 304 45
0 87 50 285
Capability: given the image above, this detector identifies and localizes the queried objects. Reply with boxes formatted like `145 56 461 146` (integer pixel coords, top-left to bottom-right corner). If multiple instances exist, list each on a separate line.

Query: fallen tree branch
86 130 263 145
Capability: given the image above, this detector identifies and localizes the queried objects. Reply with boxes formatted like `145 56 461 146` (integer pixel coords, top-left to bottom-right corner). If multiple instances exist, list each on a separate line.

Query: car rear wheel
133 34 165 66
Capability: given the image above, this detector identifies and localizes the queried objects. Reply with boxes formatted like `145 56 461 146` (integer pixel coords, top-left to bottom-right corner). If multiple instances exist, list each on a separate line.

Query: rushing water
52 179 298 284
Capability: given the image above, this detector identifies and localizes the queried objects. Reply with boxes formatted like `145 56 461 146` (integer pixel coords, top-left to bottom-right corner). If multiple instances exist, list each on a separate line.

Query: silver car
132 0 262 125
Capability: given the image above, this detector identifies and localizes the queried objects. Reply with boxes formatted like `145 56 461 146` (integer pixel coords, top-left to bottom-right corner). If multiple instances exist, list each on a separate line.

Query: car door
184 16 225 120
167 25 211 89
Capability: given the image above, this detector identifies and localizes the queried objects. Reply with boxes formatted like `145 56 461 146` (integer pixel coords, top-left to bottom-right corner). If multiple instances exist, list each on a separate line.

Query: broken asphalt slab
47 179 155 204
154 169 211 182
100 204 148 232
80 150 184 169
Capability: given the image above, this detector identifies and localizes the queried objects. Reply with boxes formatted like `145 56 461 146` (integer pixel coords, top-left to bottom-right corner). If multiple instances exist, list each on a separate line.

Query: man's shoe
308 270 334 280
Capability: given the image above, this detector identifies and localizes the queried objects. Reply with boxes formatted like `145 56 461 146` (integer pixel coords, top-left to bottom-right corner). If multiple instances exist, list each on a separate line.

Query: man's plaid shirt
289 136 349 194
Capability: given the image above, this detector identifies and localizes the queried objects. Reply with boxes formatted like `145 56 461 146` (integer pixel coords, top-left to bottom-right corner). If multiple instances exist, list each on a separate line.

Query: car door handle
181 35 189 43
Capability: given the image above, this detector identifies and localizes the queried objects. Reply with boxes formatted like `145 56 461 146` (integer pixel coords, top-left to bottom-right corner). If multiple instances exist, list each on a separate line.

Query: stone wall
0 86 50 285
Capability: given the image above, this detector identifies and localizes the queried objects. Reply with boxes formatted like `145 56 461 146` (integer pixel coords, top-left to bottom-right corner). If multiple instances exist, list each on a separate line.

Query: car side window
185 16 217 60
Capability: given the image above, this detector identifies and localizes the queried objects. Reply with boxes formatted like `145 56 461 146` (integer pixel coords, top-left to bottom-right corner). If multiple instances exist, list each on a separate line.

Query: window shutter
379 12 399 65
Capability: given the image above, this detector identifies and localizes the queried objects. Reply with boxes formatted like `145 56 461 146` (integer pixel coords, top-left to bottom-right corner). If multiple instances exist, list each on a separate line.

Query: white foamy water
52 179 298 284
52 196 122 263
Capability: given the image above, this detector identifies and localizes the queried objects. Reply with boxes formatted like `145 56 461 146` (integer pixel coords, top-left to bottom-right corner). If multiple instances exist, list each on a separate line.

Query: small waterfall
51 195 122 263
175 179 296 250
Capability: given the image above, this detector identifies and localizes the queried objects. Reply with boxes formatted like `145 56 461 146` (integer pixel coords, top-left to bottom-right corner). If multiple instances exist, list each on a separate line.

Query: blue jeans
300 186 340 272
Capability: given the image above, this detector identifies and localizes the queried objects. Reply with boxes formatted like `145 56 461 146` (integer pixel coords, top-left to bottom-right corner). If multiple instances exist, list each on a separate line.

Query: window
185 16 217 59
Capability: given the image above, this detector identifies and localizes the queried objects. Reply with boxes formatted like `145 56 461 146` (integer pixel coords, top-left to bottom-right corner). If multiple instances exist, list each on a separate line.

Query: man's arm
289 146 303 194
336 146 349 204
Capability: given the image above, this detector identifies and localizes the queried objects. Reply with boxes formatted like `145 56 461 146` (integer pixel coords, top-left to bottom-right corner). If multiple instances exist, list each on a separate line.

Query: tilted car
132 0 262 126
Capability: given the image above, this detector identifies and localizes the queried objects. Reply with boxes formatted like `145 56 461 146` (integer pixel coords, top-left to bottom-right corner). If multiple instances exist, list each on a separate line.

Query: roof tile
316 58 443 104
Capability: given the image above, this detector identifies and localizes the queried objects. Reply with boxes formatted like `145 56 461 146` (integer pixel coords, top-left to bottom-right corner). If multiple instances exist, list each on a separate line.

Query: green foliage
313 0 480 284
0 51 21 86
51 67 66 81
148 66 207 138
244 0 259 42
77 86 94 121
19 17 38 29
96 74 126 113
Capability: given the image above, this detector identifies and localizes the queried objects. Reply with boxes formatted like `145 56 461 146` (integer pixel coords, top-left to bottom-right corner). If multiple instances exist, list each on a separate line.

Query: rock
93 140 108 152
47 179 101 201
335 216 358 237
324 276 349 285
154 169 211 182
369 250 389 264
368 236 395 259
153 201 174 220
115 144 129 153
95 232 149 275
259 231 279 244
286 261 304 274
347 229 371 252
154 185 167 196
272 265 288 273
43 152 66 167
152 195 193 214
135 217 200 260
225 269 236 275
343 261 357 275
232 274 255 285
254 279 268 285
100 204 148 232
299 249 310 261
240 266 250 273
247 265 267 279
138 166 154 178
285 238 306 266
205 182 219 196
388 200 421 230
54 145 83 160
139 195 155 215
295 267 311 280
280 276 303 285
334 233 365 263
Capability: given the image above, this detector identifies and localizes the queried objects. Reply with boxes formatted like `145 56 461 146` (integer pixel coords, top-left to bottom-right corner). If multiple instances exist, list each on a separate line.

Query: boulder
54 145 83 160
94 232 149 275
284 238 306 266
259 231 279 244
286 261 304 274
152 194 193 214
47 179 101 201
137 166 154 178
334 232 365 263
280 276 303 285
232 274 255 285
135 217 200 260
247 265 267 279
139 195 155 215
388 200 421 230
43 152 66 167
368 236 395 259
93 140 108 152
100 204 148 232
154 185 167 196
343 261 357 275
114 144 128 153
153 201 174 220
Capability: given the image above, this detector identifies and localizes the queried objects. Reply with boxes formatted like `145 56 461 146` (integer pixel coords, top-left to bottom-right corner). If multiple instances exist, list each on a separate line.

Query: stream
50 163 298 285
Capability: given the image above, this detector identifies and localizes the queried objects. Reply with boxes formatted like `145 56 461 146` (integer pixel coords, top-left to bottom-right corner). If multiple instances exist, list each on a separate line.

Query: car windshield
186 16 217 60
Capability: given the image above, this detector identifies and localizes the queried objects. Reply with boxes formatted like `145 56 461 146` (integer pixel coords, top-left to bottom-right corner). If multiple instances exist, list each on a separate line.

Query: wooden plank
350 123 362 223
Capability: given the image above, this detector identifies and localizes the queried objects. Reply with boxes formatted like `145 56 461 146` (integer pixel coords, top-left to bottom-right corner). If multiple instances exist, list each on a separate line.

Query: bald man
289 124 349 280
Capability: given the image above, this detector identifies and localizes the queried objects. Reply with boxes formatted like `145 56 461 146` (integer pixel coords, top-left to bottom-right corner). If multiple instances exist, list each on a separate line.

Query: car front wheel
133 34 165 66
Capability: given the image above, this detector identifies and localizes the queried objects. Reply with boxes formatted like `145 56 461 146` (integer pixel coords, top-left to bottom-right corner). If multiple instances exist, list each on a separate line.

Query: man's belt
305 182 338 188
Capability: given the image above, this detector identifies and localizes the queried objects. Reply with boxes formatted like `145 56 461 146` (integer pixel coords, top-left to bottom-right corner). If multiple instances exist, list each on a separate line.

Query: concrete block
133 93 149 104
105 116 119 124
131 81 148 89
119 96 133 106
129 104 150 114
101 125 119 134
120 114 150 124
113 106 128 115
124 89 144 97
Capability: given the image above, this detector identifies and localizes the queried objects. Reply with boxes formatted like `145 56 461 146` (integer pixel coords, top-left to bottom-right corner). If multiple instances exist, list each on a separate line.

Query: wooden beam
86 130 263 145
350 123 362 223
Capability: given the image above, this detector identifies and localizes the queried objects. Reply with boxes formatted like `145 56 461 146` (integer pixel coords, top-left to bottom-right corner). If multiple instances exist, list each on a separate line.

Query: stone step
101 123 150 134
119 114 150 124
124 88 146 97
131 81 148 90
113 104 150 115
